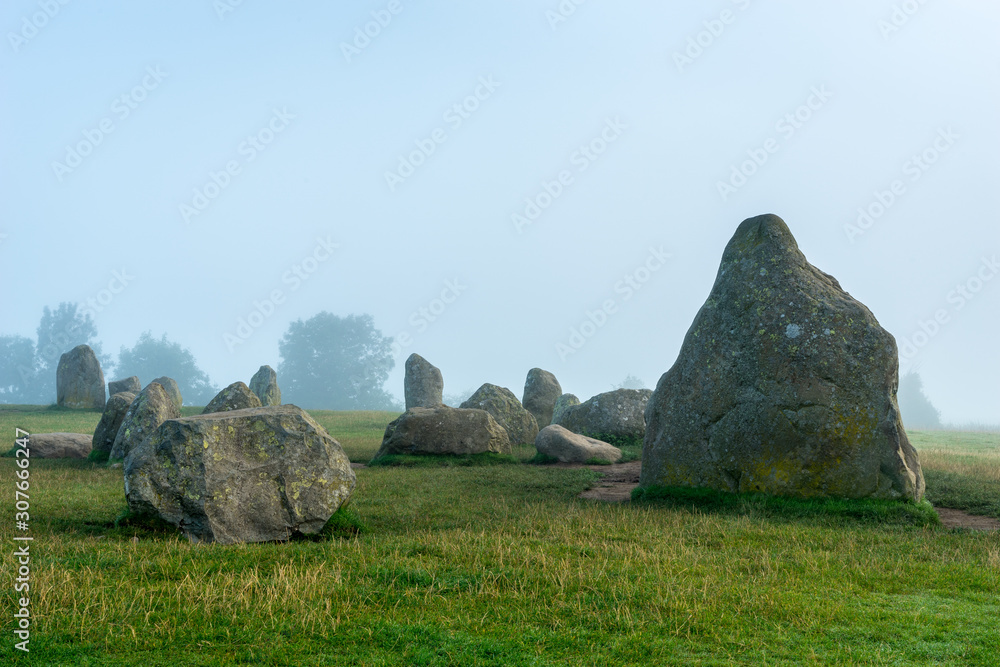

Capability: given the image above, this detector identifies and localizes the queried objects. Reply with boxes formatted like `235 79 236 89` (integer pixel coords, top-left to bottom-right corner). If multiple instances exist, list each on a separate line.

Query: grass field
1 406 998 665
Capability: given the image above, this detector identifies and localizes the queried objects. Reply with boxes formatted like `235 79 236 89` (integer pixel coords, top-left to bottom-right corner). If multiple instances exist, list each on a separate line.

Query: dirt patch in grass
936 508 1000 531
563 460 641 502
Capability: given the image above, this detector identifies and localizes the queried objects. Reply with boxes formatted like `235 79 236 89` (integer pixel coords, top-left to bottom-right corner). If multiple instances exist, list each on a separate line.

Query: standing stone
522 368 562 428
375 406 511 458
124 405 355 545
108 376 141 396
552 393 581 425
404 353 443 410
535 425 622 464
56 345 105 410
149 377 183 411
460 383 539 445
639 214 924 502
249 365 281 406
91 391 137 461
554 389 653 443
203 382 262 414
109 382 180 461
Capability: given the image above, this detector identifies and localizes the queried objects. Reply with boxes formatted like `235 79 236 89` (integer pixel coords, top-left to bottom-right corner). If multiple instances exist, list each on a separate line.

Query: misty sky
2 1 998 423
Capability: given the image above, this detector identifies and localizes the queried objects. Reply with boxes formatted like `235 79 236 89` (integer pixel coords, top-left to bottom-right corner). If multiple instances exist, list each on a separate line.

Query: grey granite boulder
124 405 355 545
91 391 137 461
149 377 182 411
109 382 180 461
203 382 262 414
535 425 622 464
551 393 581 425
554 389 652 443
404 353 444 409
249 365 281 406
639 214 924 502
108 376 141 396
460 383 539 445
521 368 562 428
28 432 92 459
56 345 105 410
375 406 511 458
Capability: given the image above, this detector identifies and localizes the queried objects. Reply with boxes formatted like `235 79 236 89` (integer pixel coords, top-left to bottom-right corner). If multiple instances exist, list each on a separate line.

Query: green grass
1 408 998 665
368 452 522 467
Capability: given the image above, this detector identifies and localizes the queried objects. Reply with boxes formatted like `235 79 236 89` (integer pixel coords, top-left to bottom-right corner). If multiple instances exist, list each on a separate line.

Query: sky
2 0 998 423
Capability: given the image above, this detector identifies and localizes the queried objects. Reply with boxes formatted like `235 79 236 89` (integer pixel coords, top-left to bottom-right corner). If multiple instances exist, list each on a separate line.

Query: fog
2 1 997 423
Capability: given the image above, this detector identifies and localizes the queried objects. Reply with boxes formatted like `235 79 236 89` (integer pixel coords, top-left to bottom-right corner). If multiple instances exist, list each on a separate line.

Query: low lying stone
124 405 356 545
535 425 622 464
28 432 92 459
375 406 511 458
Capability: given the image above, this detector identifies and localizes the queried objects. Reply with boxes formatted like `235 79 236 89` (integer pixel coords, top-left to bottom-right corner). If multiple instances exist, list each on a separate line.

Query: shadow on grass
368 452 521 468
632 485 941 528
111 506 366 542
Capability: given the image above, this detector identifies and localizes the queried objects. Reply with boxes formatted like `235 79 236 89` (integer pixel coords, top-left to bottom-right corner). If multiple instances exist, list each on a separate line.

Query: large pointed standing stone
56 345 105 410
639 214 924 502
404 353 443 409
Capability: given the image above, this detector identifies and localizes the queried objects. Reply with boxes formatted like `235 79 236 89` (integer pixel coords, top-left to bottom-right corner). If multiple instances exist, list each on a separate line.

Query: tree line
0 303 399 410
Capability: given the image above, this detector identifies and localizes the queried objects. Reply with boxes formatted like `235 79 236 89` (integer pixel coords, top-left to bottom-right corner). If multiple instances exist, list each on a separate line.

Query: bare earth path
572 461 1000 531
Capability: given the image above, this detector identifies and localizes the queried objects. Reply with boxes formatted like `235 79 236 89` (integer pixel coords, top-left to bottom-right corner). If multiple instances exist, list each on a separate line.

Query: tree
0 335 36 403
613 374 647 390
279 312 396 410
116 332 218 405
898 372 942 429
35 302 109 372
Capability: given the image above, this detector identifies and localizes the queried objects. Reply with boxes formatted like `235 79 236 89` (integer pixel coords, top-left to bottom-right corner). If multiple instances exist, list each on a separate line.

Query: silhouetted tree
3 303 111 404
0 335 36 403
116 332 217 405
279 312 396 410
613 374 647 390
898 372 942 429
